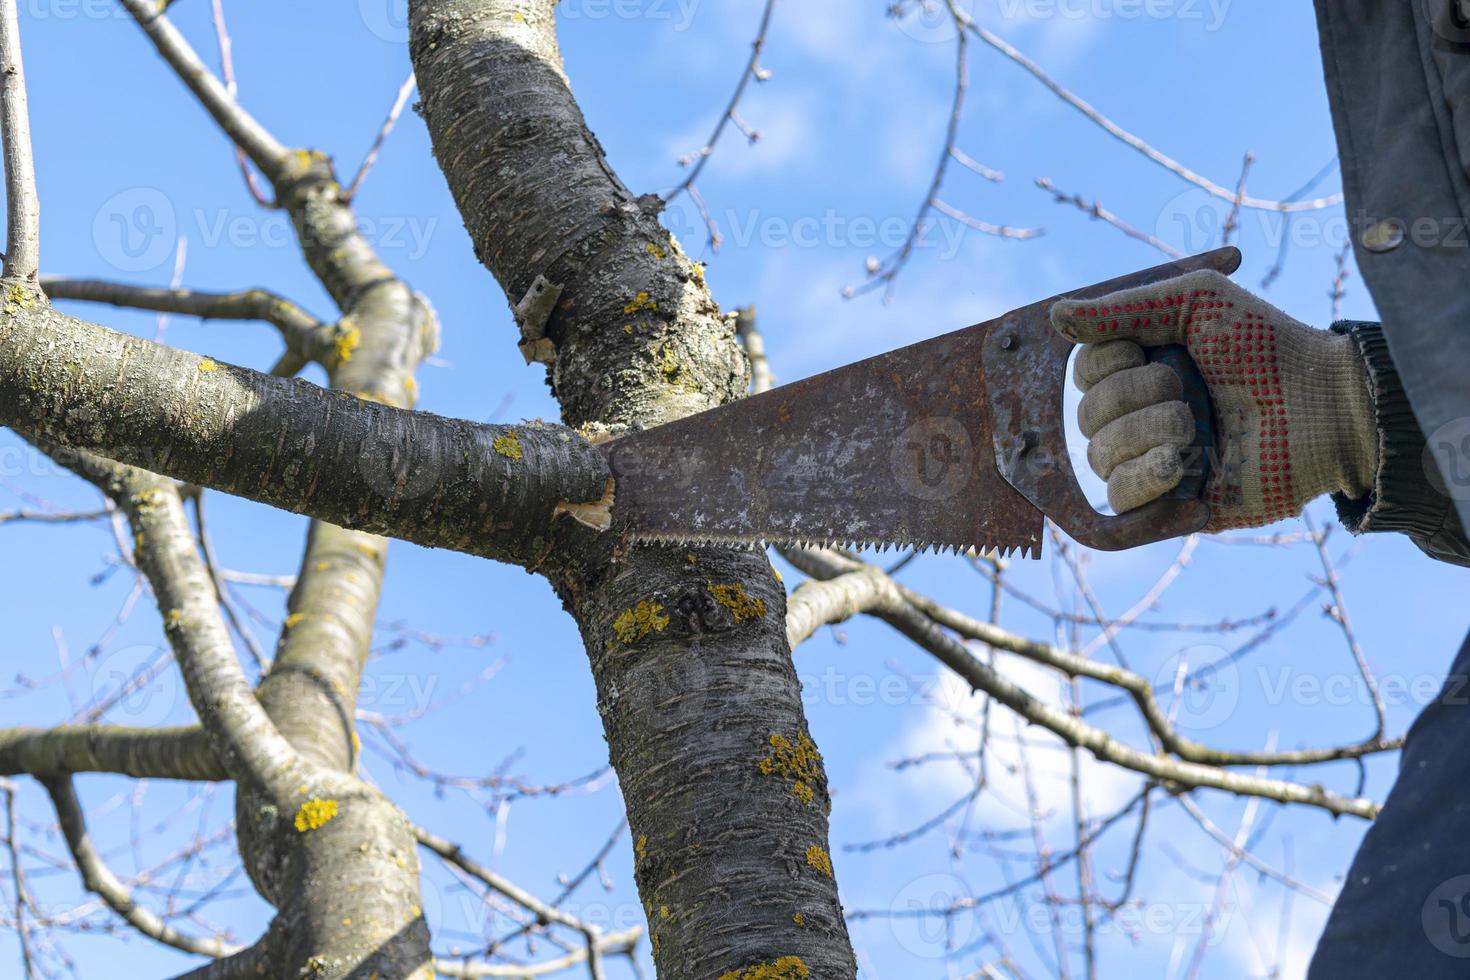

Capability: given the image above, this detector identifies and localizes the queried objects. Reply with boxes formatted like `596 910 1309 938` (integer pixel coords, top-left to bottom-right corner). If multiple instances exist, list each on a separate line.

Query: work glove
1049 269 1379 531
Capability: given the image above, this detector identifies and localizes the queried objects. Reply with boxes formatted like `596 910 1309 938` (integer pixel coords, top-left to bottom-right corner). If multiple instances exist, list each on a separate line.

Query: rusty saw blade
600 247 1241 558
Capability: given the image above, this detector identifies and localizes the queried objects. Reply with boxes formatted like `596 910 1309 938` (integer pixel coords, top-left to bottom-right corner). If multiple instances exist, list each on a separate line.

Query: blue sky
3 1 1467 977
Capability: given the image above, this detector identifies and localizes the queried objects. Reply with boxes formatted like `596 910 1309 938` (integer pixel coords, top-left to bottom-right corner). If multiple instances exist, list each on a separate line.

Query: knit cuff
1328 321 1454 538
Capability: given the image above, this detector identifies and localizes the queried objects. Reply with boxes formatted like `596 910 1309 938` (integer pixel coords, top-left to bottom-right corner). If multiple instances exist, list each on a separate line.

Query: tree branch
416 825 641 978
0 0 39 279
782 547 1380 819
0 725 222 780
40 277 332 377
41 774 242 958
0 298 610 568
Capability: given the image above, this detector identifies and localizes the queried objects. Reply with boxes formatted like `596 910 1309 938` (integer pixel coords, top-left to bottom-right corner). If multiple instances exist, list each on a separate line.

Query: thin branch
1329 241 1352 321
665 0 775 246
0 0 39 279
117 0 290 178
1220 151 1255 245
782 547 1381 818
208 0 273 206
735 305 774 395
40 774 241 958
40 276 330 375
192 492 269 673
847 22 1038 301
343 72 418 203
1034 177 1182 259
1176 793 1333 905
0 508 110 526
1303 512 1385 740
416 824 638 979
2 778 36 979
950 6 1341 213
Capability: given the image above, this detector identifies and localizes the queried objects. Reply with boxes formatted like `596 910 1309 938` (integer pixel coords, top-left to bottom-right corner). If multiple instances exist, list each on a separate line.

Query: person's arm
1331 321 1469 566
1048 270 1470 565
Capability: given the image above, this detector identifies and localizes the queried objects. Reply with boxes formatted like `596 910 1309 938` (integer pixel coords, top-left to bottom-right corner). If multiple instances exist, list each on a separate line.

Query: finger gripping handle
983 248 1239 551
1146 344 1214 501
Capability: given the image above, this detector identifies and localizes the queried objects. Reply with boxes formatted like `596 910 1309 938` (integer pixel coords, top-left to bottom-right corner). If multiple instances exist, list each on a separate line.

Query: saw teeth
620 528 1040 559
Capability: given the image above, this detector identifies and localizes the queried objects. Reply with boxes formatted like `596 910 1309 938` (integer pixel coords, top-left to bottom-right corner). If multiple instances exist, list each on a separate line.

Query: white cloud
855 652 1144 838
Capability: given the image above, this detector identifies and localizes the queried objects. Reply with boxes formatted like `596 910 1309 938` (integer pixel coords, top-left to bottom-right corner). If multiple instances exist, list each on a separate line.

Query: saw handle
1145 344 1214 503
985 246 1241 552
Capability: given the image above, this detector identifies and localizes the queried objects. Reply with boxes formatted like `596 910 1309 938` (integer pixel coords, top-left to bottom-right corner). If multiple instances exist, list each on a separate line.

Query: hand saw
599 247 1239 559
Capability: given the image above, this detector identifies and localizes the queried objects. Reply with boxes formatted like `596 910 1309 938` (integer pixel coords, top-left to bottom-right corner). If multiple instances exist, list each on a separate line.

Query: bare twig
40 277 329 376
41 775 241 958
950 7 1341 213
847 21 1039 301
2 778 36 979
1034 177 1182 259
665 0 775 249
1220 151 1255 245
343 72 418 202
0 0 39 279
209 0 274 206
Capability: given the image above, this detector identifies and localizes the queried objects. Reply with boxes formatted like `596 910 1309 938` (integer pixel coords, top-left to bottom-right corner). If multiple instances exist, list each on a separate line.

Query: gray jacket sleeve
1330 321 1470 566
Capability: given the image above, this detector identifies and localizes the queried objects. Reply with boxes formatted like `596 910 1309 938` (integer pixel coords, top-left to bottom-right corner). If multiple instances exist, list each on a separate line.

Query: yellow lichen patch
708 584 766 623
492 433 524 460
613 601 669 645
717 956 810 980
635 834 649 864
293 797 339 833
804 845 833 877
659 905 670 920
623 291 657 314
198 358 220 373
691 262 706 281
284 148 328 178
645 242 666 259
792 912 806 927
5 283 36 311
770 565 783 584
332 325 361 365
758 733 825 806
283 612 307 629
657 343 682 382
164 609 184 629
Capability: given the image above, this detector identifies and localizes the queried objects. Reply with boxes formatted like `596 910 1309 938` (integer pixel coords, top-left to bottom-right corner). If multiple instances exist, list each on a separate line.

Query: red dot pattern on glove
1073 288 1297 525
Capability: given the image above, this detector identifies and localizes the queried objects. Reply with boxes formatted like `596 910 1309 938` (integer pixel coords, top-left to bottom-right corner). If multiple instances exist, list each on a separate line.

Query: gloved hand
1049 269 1379 531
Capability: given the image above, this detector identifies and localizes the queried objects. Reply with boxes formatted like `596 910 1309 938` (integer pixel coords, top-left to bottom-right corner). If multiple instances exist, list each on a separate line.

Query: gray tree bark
407 4 857 976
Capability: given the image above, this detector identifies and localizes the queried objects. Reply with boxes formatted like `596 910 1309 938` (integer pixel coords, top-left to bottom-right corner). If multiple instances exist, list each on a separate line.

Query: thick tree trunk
409 3 857 975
